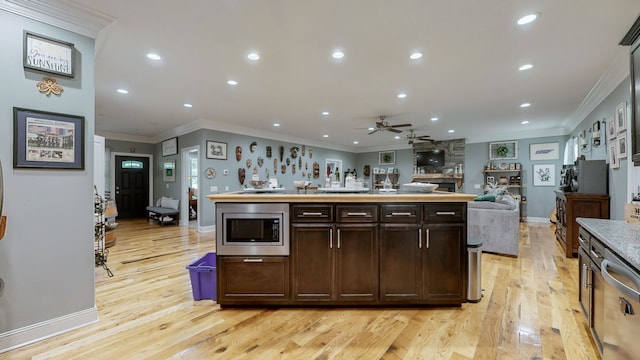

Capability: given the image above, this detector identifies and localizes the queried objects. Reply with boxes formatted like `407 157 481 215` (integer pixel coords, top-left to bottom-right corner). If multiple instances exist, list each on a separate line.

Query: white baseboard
198 224 215 233
524 217 552 223
0 307 98 354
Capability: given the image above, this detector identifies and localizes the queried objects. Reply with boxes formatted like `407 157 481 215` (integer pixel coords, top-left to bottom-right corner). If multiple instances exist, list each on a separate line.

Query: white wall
0 10 96 351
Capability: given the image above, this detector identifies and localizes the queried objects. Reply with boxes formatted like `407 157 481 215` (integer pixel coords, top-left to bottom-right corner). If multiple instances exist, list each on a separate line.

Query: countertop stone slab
576 218 640 272
207 190 477 203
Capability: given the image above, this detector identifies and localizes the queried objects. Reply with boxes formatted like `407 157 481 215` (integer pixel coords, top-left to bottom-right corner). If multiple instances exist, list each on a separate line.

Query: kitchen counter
207 189 476 203
576 217 640 272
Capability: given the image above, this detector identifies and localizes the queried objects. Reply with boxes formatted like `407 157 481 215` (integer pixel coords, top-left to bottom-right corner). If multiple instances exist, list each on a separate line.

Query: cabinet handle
301 212 323 216
329 228 333 249
418 228 422 248
337 228 341 249
426 228 430 249
435 211 456 216
578 235 588 248
346 212 369 217
243 258 263 263
591 249 602 259
390 212 412 217
582 263 590 289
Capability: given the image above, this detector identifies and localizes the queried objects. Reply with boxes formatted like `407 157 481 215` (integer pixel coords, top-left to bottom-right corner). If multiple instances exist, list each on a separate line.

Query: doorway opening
181 146 199 229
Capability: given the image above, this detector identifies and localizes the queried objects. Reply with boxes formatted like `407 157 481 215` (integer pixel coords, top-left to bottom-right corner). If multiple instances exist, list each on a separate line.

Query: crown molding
0 0 114 38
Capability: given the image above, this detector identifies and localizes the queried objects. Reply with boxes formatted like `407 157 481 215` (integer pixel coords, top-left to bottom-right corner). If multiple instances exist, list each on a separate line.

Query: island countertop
206 190 477 203
576 217 640 272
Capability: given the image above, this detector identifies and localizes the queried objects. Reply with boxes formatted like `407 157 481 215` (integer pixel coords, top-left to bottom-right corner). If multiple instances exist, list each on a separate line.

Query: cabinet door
422 224 466 302
577 247 592 319
291 224 335 300
217 256 289 303
379 224 422 301
591 263 604 354
336 224 378 301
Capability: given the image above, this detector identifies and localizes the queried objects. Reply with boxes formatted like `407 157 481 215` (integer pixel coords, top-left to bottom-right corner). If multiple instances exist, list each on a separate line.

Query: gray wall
0 9 96 342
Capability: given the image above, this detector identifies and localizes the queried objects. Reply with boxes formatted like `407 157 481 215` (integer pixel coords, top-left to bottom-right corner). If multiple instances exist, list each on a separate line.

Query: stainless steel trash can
467 237 483 302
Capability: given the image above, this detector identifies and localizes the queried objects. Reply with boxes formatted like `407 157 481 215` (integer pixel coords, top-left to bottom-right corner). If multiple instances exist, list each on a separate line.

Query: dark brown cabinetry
554 191 609 257
577 227 605 355
217 256 289 303
423 223 466 302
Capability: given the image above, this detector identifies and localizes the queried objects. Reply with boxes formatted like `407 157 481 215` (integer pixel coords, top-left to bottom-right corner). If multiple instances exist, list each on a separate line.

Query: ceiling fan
367 115 412 135
406 129 433 145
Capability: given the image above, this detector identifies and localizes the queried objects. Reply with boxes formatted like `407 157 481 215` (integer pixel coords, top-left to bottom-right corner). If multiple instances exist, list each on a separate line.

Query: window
121 160 143 169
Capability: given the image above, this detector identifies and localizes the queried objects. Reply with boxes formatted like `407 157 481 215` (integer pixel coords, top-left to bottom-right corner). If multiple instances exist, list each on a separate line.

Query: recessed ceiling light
353 141 359 144
409 52 423 60
247 52 260 61
520 102 531 108
332 51 344 59
322 111 330 116
368 127 375 131
227 80 238 86
397 93 407 99
517 13 538 25
116 89 128 94
323 134 329 138
183 103 193 108
431 117 439 121
521 120 529 124
448 129 455 133
519 64 533 71
273 123 280 127
146 53 161 61
394 136 401 139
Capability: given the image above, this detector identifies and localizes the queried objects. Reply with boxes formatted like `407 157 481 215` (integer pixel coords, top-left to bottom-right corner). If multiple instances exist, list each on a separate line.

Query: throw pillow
495 194 516 210
474 194 496 202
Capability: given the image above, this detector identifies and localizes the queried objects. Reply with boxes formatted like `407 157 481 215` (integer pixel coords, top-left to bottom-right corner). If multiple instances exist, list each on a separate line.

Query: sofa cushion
467 201 513 210
159 197 179 209
495 194 517 210
474 194 496 202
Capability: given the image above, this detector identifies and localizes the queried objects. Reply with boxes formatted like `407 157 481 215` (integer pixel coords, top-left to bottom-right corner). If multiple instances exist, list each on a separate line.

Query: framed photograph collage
609 101 628 169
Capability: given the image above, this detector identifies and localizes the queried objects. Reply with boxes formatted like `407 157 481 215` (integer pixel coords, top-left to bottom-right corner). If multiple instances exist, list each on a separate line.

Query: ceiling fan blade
368 128 380 135
389 128 403 133
417 136 432 140
390 123 412 128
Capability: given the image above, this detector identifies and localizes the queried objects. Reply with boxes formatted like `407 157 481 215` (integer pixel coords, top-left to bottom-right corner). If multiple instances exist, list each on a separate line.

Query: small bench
146 206 179 226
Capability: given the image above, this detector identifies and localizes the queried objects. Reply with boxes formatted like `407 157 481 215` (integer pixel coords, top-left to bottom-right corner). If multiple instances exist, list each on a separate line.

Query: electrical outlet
223 169 229 175
210 186 218 192
474 184 481 189
225 186 229 191
166 183 169 189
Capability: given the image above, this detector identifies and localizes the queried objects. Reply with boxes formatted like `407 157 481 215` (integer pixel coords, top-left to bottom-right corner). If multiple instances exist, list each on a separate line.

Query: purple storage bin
186 252 217 300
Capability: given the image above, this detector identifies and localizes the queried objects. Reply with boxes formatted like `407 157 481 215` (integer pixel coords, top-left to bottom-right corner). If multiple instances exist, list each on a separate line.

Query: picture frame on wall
606 116 616 140
162 137 178 156
615 101 627 133
23 31 75 78
379 151 395 165
609 143 619 169
163 160 176 182
532 164 555 186
618 132 628 159
206 140 227 160
13 107 84 169
529 142 559 161
489 141 518 160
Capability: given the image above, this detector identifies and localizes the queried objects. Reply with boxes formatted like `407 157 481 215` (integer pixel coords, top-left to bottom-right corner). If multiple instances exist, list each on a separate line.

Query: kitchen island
207 190 476 307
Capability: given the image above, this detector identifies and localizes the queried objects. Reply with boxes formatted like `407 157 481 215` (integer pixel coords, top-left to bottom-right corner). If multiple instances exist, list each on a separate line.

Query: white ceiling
14 0 640 152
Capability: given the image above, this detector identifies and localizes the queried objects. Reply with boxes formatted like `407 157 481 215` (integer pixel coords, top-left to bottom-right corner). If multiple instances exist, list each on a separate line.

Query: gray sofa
467 197 520 257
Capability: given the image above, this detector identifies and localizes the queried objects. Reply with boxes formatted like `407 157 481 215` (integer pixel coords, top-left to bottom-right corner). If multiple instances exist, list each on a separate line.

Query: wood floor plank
4 220 600 360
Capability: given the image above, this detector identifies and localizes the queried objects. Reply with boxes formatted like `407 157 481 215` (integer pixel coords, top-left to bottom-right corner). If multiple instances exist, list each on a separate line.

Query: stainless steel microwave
216 203 289 256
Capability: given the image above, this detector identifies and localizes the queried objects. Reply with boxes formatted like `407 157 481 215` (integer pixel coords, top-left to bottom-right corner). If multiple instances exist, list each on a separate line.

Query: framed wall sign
529 142 559 161
162 137 178 156
206 140 227 160
533 164 555 186
23 31 75 78
163 160 176 182
13 107 84 169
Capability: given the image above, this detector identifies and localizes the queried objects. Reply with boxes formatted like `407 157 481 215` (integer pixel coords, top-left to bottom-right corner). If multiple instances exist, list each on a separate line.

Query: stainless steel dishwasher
601 249 640 360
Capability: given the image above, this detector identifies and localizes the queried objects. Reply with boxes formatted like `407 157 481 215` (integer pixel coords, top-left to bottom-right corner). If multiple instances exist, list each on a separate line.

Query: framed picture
606 116 616 140
529 142 559 161
379 151 395 165
23 31 75 78
615 102 627 133
618 132 628 159
162 137 178 156
533 164 555 186
609 143 619 169
206 140 227 160
489 141 518 160
163 160 175 182
13 107 84 169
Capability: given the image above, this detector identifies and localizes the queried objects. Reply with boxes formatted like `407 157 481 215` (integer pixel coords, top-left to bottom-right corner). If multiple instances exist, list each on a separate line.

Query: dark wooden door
336 224 378 301
115 156 149 219
422 224 466 303
379 224 422 301
291 224 334 301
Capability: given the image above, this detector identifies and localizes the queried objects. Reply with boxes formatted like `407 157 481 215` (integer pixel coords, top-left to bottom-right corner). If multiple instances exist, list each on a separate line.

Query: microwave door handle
601 259 640 302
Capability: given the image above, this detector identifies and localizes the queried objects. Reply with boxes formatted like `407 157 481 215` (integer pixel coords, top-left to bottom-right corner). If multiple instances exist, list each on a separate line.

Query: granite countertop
576 217 640 272
206 190 477 203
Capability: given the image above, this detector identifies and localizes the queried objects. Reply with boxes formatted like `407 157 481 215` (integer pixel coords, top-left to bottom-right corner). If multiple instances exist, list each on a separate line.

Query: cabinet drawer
336 204 378 223
217 256 290 302
380 204 421 223
578 227 590 251
589 237 605 267
424 203 466 223
291 204 333 222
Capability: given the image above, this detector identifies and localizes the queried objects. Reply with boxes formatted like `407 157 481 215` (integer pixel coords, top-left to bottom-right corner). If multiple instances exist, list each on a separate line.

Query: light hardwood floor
5 219 600 360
